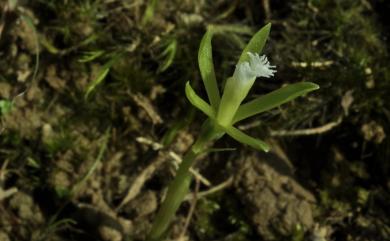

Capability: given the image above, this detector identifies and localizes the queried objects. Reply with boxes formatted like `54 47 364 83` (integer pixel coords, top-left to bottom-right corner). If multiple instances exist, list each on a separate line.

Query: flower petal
248 52 276 78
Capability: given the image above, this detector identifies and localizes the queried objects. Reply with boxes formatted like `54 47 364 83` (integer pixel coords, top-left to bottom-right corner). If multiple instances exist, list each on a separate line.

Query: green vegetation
0 0 388 241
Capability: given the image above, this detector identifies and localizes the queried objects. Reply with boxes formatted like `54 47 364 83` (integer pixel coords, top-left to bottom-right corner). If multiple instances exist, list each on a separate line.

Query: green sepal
198 29 220 110
223 125 270 152
233 82 319 123
185 82 215 119
238 23 271 64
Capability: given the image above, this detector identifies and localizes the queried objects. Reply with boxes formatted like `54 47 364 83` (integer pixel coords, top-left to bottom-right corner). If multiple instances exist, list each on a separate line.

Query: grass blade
84 54 122 99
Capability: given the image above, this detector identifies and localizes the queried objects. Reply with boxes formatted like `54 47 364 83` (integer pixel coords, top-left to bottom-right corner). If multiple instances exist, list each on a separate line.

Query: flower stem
147 120 223 241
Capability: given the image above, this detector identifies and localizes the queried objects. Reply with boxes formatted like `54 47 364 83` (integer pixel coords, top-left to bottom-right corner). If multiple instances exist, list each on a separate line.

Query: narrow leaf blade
85 68 110 100
233 82 319 123
185 82 215 119
238 23 271 63
84 54 122 100
142 0 158 25
158 39 177 73
198 29 220 110
224 125 270 152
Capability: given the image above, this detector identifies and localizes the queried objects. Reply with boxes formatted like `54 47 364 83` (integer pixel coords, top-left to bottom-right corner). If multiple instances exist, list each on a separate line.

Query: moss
0 0 389 240
193 193 255 241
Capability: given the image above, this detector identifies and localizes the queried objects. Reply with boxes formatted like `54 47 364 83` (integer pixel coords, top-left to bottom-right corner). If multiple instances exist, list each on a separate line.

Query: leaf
224 125 270 152
0 100 13 115
161 109 195 146
158 39 177 73
238 23 271 63
185 82 215 119
233 82 319 123
78 50 105 63
85 67 110 100
142 0 158 25
84 54 122 99
198 29 220 111
205 147 236 153
71 128 110 197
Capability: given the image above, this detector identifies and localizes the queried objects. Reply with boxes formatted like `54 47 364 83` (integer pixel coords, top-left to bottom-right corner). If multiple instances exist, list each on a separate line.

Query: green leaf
233 82 319 123
185 82 215 119
161 109 195 147
0 100 13 115
224 125 270 152
84 54 122 100
158 39 177 73
198 29 220 111
142 0 158 25
71 128 110 197
85 67 110 100
78 50 105 63
205 147 236 153
238 23 271 63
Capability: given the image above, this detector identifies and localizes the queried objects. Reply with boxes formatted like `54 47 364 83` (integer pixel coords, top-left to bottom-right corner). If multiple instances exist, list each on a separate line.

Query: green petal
185 82 215 119
233 82 319 123
238 23 271 64
198 29 220 110
224 125 270 152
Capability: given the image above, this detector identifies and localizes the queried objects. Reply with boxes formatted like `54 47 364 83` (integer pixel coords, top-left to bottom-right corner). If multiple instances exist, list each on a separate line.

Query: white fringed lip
233 52 276 84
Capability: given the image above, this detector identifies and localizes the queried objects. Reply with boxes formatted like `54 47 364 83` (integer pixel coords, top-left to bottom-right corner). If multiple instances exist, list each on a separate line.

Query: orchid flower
217 53 276 126
186 23 319 152
147 23 319 241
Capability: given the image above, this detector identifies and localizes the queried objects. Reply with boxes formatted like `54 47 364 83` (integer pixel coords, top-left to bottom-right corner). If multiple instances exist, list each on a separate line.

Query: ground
0 0 389 241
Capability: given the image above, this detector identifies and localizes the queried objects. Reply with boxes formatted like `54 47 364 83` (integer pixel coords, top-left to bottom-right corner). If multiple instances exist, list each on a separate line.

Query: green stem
147 120 223 241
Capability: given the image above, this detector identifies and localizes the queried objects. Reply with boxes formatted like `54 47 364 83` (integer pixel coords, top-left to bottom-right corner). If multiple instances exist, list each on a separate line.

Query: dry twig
270 117 343 137
136 137 211 186
184 176 234 201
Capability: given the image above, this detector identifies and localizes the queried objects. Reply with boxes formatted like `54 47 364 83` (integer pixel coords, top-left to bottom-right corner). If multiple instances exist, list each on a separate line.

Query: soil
0 1 389 241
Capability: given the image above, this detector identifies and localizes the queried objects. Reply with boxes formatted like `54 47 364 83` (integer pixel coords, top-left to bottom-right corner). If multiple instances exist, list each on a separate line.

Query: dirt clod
234 153 315 239
361 120 386 144
9 192 43 223
0 231 10 241
99 225 123 241
129 190 158 218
